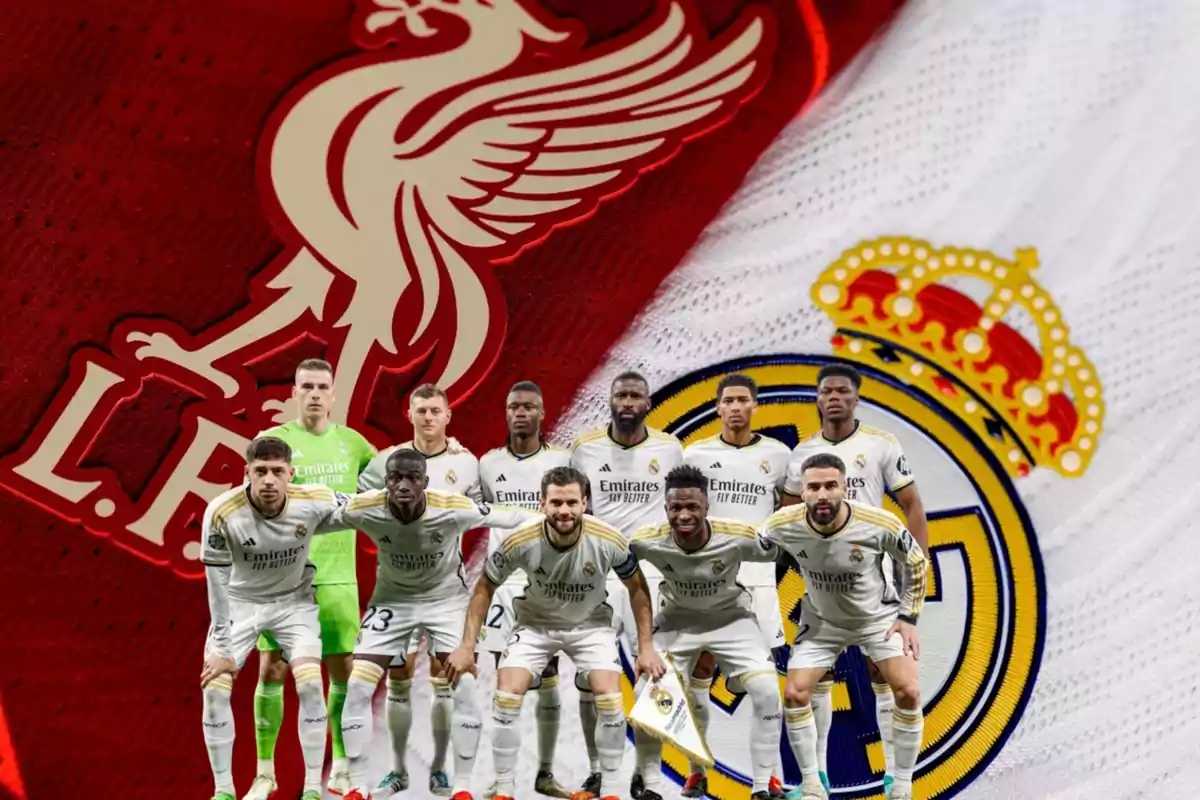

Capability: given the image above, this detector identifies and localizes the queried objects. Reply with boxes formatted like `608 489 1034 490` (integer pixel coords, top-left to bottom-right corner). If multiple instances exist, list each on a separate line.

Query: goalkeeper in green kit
243 358 377 800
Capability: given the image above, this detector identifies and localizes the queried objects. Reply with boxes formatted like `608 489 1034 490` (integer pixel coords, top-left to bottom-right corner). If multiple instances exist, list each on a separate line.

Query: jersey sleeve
457 502 534 533
464 461 483 504
782 449 805 496
740 529 779 563
200 501 234 567
353 429 378 473
313 491 354 534
611 539 639 581
484 539 516 585
882 437 915 492
879 520 927 621
358 450 387 491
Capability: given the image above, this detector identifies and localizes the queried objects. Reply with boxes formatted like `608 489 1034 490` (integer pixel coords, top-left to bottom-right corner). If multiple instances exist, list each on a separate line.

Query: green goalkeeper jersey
260 420 376 585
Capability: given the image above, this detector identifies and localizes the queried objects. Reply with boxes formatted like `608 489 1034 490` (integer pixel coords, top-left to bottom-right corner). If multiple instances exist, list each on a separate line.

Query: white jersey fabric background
361 1 1200 797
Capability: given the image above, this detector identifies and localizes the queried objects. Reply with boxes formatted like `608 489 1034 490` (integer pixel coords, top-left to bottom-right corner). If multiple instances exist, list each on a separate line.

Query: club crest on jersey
711 558 727 575
0 0 777 580
295 524 308 539
431 531 444 545
636 238 1106 800
207 534 228 552
648 458 660 475
583 561 597 577
445 470 458 486
759 460 770 475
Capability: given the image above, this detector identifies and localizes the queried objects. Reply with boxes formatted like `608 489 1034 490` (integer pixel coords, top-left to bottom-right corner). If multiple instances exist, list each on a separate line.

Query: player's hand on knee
443 645 477 686
201 654 236 687
635 649 666 681
886 619 920 660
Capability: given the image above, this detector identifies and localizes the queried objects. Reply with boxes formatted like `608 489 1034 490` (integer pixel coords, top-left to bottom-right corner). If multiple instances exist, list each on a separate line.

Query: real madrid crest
759 459 770 474
445 469 458 485
849 544 864 564
854 453 868 469
295 524 308 539
648 458 660 475
431 531 444 545
583 561 597 576
650 684 674 715
711 558 726 574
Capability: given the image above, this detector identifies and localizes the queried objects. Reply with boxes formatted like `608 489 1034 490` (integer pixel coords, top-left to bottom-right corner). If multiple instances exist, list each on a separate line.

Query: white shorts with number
499 624 620 676
653 609 777 690
611 575 663 657
787 612 905 671
750 585 787 649
357 594 468 664
206 594 322 669
477 581 522 654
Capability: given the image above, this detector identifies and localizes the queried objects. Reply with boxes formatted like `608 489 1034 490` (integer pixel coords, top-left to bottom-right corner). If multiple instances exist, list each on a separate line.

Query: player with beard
330 448 532 800
680 373 790 798
199 437 349 800
250 358 376 798
476 381 572 798
780 364 929 797
628 465 784 800
569 371 683 797
444 466 666 800
360 383 482 796
761 453 927 800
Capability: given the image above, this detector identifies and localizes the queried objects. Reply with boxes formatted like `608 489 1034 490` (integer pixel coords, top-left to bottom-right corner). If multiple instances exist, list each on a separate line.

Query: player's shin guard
492 691 524 797
688 676 713 776
202 676 236 795
784 704 823 791
293 663 329 793
387 677 413 773
342 660 385 786
451 674 482 793
873 682 896 778
536 674 561 771
575 671 600 773
594 692 627 794
253 680 284 777
743 672 784 795
811 679 834 775
431 676 453 772
890 705 924 795
328 680 349 761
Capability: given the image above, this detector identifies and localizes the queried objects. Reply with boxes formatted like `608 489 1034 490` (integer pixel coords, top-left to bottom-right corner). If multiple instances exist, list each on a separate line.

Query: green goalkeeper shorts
257 584 360 657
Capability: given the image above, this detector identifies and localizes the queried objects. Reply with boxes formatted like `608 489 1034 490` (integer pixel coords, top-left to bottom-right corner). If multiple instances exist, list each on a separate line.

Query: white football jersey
758 501 927 628
480 442 571 588
683 433 790 586
485 516 637 628
630 519 777 618
783 422 915 507
200 484 344 603
360 441 482 501
332 489 530 602
570 426 683 582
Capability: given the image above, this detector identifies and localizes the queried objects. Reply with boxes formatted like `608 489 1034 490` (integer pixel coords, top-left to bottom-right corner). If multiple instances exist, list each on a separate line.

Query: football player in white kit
780 364 929 797
359 383 483 795
476 381 573 798
569 370 683 797
332 448 532 800
762 453 927 800
199 436 348 800
628 465 784 800
681 373 791 798
444 466 666 800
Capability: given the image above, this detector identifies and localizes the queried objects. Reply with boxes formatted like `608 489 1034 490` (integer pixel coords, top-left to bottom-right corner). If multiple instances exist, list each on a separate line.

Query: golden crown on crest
811 236 1105 479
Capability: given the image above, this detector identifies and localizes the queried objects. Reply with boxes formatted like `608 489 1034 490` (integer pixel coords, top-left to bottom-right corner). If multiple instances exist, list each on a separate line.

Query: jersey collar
820 420 861 446
718 432 762 449
808 503 854 538
606 424 649 449
245 485 289 520
506 439 548 460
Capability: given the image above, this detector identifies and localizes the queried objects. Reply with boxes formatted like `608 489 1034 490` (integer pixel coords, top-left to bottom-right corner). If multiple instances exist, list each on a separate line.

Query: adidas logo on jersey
495 474 508 482
599 464 613 472
293 450 304 458
244 537 257 547
380 535 392 544
710 462 722 469
663 563 675 572
534 566 548 576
